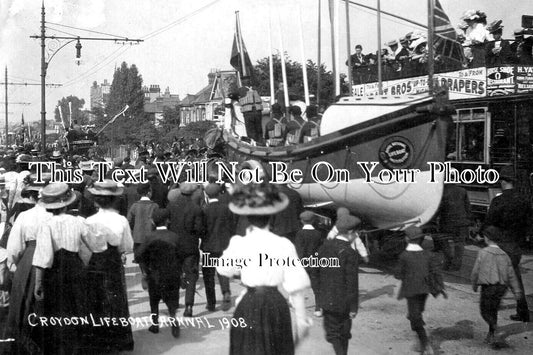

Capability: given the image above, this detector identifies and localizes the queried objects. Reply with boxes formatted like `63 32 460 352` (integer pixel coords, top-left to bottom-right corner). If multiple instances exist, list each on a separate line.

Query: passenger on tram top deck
485 20 513 66
510 29 525 57
463 10 492 68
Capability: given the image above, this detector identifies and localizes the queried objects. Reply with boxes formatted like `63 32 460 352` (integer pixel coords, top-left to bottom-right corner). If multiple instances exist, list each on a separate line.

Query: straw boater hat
87 179 124 196
24 173 52 192
229 182 289 216
79 160 94 171
50 151 63 160
38 183 77 209
487 20 503 34
15 154 32 164
410 37 428 50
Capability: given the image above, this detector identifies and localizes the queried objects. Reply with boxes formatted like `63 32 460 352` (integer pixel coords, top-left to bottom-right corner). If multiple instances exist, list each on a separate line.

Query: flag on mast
434 0 465 64
230 12 254 77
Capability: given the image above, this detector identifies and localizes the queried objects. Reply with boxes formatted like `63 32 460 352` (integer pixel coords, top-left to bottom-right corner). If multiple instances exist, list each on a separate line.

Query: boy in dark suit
317 214 360 355
201 183 236 312
136 208 180 338
395 226 444 355
294 211 324 317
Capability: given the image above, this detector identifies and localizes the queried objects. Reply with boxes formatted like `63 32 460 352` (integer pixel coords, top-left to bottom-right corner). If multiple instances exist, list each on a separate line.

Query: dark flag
230 15 253 77
434 0 465 65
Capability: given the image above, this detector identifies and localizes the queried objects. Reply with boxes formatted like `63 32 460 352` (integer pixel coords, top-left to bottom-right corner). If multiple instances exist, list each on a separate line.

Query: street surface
123 246 533 355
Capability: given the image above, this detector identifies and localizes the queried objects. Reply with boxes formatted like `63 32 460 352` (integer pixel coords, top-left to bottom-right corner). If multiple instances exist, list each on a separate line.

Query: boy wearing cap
327 208 369 263
472 225 522 347
201 183 235 312
136 208 180 338
395 226 444 355
294 210 324 317
317 214 360 355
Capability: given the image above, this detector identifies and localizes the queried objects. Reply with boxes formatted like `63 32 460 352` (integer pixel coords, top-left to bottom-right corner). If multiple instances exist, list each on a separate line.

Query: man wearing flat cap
484 166 531 322
317 214 360 355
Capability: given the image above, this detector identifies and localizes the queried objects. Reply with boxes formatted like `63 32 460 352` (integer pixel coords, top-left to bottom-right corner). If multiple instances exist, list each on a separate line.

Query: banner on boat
352 68 487 99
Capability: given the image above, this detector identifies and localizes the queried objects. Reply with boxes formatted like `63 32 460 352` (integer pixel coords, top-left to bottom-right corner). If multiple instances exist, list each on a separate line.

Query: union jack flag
434 0 465 64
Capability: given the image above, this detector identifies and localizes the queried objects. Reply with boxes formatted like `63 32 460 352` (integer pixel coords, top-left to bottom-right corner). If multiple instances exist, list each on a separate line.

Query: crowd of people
348 10 533 85
0 145 530 354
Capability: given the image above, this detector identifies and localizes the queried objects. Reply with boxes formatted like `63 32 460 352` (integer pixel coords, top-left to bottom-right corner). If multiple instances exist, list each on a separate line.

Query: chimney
208 69 217 85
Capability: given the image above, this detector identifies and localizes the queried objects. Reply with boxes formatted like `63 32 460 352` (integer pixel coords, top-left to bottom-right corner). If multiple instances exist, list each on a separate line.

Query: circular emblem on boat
379 137 414 169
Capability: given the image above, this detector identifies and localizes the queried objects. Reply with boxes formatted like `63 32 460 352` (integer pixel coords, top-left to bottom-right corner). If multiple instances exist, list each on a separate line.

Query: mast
328 0 336 100
317 0 322 107
427 0 435 95
4 67 7 146
298 5 310 106
268 9 275 118
277 11 290 118
334 0 340 96
345 0 353 94
377 0 383 95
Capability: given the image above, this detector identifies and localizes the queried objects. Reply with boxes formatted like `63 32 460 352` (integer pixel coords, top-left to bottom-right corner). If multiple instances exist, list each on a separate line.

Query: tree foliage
174 121 216 140
250 54 348 107
103 62 147 145
54 95 87 128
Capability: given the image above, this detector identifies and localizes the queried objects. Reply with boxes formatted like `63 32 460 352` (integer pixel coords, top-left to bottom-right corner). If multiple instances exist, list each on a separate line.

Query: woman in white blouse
217 182 312 355
5 174 51 354
33 182 88 355
84 180 134 352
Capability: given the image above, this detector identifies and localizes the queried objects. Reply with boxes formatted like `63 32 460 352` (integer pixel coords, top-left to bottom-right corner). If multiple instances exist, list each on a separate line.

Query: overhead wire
141 0 222 40
45 21 128 39
45 26 81 38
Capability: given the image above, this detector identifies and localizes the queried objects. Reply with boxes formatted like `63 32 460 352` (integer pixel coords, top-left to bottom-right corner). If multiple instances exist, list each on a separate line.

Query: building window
447 107 488 163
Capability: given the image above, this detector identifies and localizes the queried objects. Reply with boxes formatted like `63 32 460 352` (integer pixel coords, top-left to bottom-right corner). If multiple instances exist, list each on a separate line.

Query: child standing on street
294 211 324 317
472 225 523 347
317 214 360 355
395 226 444 355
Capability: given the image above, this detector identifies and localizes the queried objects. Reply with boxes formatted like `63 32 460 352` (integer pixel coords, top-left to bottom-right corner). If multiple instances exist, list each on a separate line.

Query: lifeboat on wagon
221 91 453 230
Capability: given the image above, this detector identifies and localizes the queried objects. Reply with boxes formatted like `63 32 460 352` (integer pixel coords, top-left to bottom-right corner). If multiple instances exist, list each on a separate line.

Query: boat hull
224 97 451 230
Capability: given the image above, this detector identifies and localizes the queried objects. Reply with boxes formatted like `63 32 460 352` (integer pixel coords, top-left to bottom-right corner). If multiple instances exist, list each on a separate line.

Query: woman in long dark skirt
84 180 134 352
33 183 88 355
4 175 51 354
217 182 312 355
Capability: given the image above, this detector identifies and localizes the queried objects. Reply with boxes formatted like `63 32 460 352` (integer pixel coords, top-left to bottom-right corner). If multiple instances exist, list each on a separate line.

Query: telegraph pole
1 65 60 147
31 1 142 156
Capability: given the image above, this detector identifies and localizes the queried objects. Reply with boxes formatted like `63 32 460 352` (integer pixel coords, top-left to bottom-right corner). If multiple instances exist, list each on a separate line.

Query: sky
0 0 530 124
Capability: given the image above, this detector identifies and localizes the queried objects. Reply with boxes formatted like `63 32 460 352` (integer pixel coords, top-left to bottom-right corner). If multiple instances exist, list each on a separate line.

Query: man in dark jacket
436 183 472 271
484 166 531 322
201 183 236 311
136 209 180 338
295 211 324 316
168 183 205 317
270 184 303 243
317 214 359 355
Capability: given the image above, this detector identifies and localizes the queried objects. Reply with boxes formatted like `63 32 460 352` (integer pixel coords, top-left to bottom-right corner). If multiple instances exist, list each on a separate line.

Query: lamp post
31 1 142 156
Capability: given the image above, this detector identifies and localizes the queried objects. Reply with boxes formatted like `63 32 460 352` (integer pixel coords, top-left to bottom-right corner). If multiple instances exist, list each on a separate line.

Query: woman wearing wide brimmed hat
217 182 312 355
3 174 52 354
83 180 134 351
32 182 88 355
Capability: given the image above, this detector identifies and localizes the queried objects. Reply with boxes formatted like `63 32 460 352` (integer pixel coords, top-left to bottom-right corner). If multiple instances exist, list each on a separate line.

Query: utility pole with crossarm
30 1 143 156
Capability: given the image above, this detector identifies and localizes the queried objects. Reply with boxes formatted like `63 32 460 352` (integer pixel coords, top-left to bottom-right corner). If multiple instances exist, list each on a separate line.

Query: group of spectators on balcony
348 9 533 85
458 10 533 67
